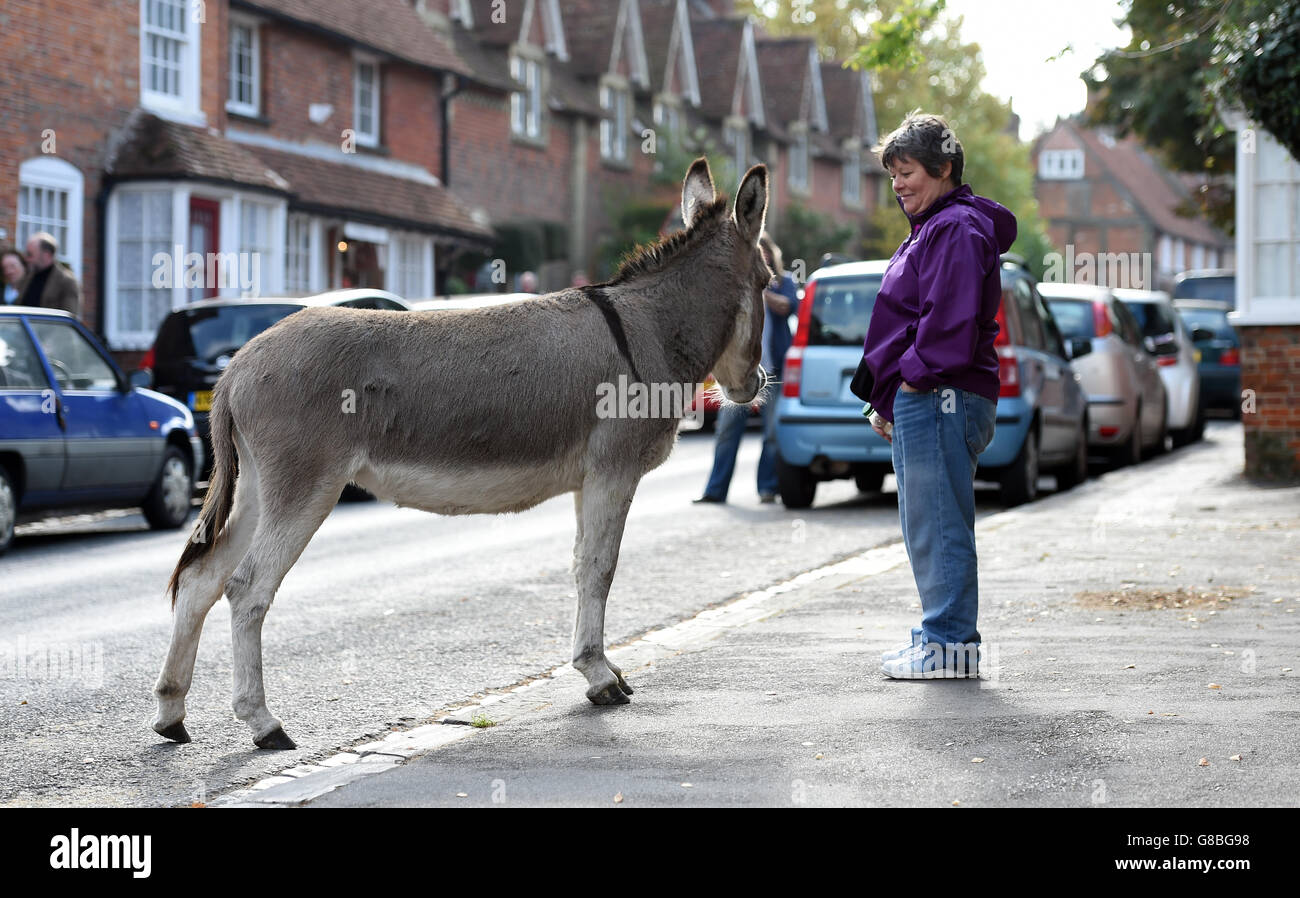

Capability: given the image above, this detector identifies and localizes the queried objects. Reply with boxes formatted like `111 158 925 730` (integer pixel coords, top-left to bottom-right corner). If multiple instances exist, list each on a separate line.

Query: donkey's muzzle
722 365 767 405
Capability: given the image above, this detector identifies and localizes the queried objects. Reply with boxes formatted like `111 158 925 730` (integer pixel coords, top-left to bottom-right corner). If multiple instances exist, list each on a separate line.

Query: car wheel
1055 419 1089 491
777 455 816 509
142 446 194 530
854 467 886 494
1000 426 1039 507
0 465 16 556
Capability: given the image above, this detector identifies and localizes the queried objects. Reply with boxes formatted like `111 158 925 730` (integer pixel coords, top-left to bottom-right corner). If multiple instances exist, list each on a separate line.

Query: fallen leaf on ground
613 793 624 803
1198 758 1210 767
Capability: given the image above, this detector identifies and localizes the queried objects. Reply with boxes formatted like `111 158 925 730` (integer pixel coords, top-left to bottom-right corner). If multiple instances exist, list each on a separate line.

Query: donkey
152 158 772 749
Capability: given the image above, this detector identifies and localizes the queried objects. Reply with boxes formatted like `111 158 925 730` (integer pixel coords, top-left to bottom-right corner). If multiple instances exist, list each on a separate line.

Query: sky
940 0 1131 141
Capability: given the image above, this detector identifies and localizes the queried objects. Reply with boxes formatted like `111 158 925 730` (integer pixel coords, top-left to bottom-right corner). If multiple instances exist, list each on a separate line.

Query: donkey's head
681 158 772 404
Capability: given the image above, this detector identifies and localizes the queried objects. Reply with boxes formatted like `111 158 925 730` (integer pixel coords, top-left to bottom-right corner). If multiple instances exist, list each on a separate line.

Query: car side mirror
1067 337 1092 359
129 369 153 390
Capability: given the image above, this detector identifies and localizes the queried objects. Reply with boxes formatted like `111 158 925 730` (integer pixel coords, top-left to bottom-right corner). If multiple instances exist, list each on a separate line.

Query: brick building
2 0 883 362
1032 117 1231 289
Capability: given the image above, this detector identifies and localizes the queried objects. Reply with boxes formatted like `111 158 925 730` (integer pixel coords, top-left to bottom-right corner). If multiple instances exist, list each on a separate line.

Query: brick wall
1239 324 1300 480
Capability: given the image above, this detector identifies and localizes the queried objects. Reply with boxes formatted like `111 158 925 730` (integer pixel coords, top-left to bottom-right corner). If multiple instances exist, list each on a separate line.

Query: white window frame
510 53 543 141
139 0 203 125
386 232 435 300
724 118 749 176
788 126 810 194
226 14 261 117
353 56 381 148
600 79 630 164
17 157 84 281
1039 149 1084 181
842 145 862 208
284 213 324 295
1232 125 1300 324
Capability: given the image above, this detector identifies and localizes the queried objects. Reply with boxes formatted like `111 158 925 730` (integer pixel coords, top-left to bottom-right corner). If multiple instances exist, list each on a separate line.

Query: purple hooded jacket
862 184 1017 423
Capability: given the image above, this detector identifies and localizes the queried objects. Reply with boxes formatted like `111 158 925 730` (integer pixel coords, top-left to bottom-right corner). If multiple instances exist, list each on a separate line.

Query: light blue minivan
775 258 1089 508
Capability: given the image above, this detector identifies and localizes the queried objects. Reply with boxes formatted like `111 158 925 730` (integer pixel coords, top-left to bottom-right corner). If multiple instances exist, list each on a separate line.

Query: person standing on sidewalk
695 233 799 504
861 112 1017 678
19 232 82 320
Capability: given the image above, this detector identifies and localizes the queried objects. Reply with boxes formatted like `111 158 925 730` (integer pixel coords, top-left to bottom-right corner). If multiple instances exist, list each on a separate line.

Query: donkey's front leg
572 477 637 705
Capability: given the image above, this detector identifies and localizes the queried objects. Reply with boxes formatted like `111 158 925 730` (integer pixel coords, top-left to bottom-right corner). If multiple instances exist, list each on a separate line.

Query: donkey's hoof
155 721 191 744
587 683 632 706
254 727 297 750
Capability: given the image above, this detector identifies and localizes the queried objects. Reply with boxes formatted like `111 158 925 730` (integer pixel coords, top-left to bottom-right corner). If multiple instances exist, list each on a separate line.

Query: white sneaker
881 642 980 679
880 630 922 663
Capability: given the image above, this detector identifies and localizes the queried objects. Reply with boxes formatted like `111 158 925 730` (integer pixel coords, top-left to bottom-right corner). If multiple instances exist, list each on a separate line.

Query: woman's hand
869 411 893 443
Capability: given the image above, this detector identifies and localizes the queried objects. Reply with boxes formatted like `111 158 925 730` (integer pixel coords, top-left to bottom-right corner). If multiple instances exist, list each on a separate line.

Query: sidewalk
218 423 1300 807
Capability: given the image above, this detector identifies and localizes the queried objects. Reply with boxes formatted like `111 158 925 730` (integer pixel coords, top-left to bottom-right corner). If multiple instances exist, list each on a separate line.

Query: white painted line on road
211 538 913 807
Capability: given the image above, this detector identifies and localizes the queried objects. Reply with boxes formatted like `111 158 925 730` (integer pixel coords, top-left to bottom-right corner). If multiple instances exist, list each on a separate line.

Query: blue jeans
891 386 997 654
703 399 778 500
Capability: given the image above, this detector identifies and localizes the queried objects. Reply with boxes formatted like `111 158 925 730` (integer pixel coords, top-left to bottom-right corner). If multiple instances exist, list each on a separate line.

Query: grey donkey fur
153 158 772 749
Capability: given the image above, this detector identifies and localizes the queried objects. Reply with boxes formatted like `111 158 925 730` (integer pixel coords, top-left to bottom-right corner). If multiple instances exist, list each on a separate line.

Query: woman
861 112 1016 679
2 248 26 305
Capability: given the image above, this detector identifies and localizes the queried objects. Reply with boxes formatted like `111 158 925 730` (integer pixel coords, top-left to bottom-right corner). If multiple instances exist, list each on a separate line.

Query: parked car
0 306 202 554
140 289 411 481
774 258 1089 509
1174 298 1241 416
1039 283 1168 465
1114 288 1204 447
1172 269 1235 308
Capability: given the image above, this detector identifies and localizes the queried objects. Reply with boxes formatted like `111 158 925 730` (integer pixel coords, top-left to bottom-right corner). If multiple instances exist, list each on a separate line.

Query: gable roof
756 36 826 139
565 0 650 87
639 0 700 103
691 17 762 125
1061 119 1227 246
820 62 878 146
464 0 569 59
234 0 468 75
107 111 290 194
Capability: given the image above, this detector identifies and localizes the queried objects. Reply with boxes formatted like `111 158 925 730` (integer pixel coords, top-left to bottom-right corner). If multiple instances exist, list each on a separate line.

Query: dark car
1172 270 1235 308
139 289 410 481
0 306 202 554
1174 299 1240 415
775 257 1089 508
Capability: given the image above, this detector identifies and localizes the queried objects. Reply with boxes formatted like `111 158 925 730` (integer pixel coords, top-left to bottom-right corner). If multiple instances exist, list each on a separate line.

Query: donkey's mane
600 195 730 287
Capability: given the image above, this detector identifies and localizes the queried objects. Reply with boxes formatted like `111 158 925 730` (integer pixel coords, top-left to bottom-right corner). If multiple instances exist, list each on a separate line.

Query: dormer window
510 53 543 141
653 97 681 141
354 57 381 147
600 80 631 164
789 126 810 194
1039 149 1084 180
842 145 862 207
724 118 749 175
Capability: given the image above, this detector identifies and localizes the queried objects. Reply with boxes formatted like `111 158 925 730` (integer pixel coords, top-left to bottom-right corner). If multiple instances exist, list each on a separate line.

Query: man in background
19 231 82 320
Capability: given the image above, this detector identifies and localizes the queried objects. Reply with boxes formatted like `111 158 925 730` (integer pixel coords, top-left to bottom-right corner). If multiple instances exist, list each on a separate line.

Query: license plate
191 390 213 412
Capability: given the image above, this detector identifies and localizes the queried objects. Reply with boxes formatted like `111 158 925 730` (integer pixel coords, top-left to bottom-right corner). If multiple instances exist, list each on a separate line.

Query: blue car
775 258 1089 508
0 306 202 554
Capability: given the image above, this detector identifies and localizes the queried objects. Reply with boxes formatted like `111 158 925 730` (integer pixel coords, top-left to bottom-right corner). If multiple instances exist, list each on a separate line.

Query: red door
189 198 220 301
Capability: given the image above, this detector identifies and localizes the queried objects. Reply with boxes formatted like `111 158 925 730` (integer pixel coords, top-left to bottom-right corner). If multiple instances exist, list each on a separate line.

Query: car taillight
997 346 1020 397
792 280 815 349
994 298 1010 347
138 346 155 370
1157 354 1178 366
1219 347 1239 366
1093 302 1112 337
782 346 803 397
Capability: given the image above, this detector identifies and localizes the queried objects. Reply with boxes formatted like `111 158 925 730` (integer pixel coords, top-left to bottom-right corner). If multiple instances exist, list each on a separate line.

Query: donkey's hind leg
571 475 637 705
153 456 262 743
224 473 342 749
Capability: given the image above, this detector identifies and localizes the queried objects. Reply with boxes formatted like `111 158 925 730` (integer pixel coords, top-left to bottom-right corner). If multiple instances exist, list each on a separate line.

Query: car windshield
1121 301 1177 340
1043 299 1094 339
1177 307 1236 341
806 275 882 346
1172 276 1234 305
160 304 304 362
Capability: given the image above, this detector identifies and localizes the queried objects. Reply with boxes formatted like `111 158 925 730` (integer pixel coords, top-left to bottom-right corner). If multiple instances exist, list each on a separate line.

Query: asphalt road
0 428 1012 807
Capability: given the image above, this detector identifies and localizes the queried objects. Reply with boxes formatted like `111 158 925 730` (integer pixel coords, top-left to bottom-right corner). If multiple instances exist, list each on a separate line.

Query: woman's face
888 156 953 217
2 254 24 285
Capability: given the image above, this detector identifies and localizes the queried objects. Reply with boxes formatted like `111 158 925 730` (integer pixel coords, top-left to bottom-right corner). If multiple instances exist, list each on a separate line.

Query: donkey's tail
167 391 238 607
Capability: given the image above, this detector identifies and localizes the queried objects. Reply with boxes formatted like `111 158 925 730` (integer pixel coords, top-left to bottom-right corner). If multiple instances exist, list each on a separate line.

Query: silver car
1039 283 1168 466
1114 288 1205 447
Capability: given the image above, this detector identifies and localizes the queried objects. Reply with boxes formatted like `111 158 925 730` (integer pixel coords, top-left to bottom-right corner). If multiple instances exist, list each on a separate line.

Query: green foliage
845 0 947 72
651 124 739 200
737 0 942 65
775 201 856 268
1212 0 1300 161
595 195 674 280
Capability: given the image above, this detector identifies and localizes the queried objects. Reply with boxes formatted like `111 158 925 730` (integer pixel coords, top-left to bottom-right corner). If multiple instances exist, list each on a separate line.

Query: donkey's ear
733 164 768 245
681 157 716 229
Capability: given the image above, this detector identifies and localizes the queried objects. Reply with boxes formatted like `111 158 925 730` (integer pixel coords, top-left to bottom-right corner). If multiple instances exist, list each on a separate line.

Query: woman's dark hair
1 246 27 278
874 110 964 186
